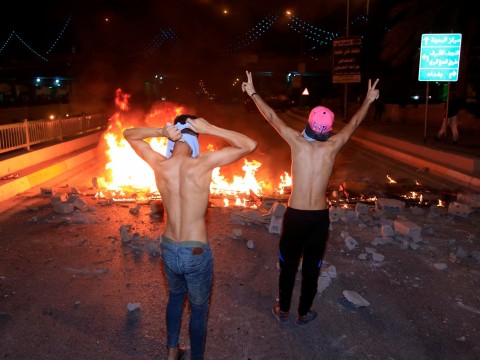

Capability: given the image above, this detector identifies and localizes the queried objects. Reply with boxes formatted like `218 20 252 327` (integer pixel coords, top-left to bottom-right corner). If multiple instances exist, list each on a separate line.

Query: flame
210 159 264 196
386 175 396 184
103 130 167 192
115 88 130 111
278 172 292 194
97 90 434 210
96 90 286 207
401 191 424 205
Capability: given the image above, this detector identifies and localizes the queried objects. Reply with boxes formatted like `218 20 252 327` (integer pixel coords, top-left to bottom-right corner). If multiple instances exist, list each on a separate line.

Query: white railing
0 113 108 154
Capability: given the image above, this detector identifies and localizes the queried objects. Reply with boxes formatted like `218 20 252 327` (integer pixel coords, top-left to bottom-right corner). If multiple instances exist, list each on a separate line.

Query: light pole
343 0 350 122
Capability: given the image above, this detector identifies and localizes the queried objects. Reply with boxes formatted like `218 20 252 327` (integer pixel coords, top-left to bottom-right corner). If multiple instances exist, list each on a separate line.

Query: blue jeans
161 236 213 360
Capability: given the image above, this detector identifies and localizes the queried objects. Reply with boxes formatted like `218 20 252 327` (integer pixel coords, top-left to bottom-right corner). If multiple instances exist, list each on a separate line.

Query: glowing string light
46 16 72 55
227 12 280 52
0 32 14 53
135 28 182 58
286 15 339 47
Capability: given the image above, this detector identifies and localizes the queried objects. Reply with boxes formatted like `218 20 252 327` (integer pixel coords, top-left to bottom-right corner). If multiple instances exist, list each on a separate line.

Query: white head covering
165 122 200 158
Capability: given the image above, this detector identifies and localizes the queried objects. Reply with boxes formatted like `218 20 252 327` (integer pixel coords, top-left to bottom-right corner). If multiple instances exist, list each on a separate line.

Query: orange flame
278 172 292 194
386 175 396 184
115 88 130 111
96 92 288 207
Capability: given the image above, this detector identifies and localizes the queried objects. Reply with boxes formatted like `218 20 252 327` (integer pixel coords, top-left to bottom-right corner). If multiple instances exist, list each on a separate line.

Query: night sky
1 0 368 102
1 1 477 108
1 0 365 58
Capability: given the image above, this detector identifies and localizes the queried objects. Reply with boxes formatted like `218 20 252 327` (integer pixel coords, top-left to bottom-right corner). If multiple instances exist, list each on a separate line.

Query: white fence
0 113 108 154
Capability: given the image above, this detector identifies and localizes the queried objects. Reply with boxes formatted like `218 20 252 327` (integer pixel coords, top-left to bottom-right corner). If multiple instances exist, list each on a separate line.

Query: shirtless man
123 114 256 360
242 71 379 327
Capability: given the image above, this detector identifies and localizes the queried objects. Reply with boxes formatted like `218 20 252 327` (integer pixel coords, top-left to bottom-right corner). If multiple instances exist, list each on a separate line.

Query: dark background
0 0 478 113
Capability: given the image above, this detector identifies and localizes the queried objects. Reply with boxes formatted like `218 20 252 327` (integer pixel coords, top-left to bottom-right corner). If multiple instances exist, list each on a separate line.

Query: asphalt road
1 102 479 359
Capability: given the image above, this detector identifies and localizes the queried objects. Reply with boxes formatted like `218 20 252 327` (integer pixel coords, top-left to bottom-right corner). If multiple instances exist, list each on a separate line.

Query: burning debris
85 89 471 213
92 91 294 206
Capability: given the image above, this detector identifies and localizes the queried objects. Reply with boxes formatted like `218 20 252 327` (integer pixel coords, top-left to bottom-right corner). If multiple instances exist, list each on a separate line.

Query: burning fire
278 172 292 194
402 191 423 204
95 90 444 209
386 175 396 184
95 89 291 206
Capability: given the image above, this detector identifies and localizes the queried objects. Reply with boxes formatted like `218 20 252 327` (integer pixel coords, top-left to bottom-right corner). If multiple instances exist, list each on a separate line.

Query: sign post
333 36 361 122
332 36 362 84
418 33 462 142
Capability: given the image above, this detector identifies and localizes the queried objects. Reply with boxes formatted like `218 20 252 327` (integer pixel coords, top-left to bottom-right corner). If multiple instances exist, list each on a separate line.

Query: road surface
1 102 479 360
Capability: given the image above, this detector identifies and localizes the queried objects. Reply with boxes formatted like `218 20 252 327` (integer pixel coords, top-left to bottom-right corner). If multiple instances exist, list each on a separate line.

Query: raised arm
331 78 380 150
123 125 182 166
241 71 297 144
186 118 257 168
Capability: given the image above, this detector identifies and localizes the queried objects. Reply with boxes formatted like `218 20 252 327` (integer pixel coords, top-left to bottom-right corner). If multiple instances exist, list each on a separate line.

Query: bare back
242 71 379 211
288 137 337 210
154 155 213 243
123 118 257 245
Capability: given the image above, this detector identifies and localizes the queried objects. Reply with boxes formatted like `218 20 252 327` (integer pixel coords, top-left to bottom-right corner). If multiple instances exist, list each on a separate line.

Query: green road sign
418 33 462 82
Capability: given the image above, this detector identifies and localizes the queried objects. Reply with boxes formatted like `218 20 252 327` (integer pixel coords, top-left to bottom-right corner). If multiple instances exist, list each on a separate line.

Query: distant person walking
242 71 380 327
124 115 256 360
436 94 461 144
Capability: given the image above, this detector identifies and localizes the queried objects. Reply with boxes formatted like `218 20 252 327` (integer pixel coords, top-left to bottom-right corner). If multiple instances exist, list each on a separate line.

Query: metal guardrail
0 113 108 155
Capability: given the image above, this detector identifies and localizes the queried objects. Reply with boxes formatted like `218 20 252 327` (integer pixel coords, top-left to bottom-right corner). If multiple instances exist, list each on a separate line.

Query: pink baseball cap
308 106 334 134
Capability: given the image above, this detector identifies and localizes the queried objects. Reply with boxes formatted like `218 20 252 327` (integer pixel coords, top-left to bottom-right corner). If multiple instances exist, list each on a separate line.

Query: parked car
244 94 295 112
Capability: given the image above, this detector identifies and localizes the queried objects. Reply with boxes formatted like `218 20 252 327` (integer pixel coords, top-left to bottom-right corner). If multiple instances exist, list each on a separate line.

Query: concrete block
51 192 68 204
456 191 480 207
317 273 331 294
72 196 87 210
447 201 471 217
50 195 62 204
355 202 369 215
376 198 405 214
53 201 75 214
270 202 287 217
394 218 422 238
268 215 283 234
380 224 395 237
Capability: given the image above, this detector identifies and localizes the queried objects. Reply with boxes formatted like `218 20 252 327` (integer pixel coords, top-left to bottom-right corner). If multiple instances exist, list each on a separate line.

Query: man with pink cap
302 105 335 142
242 71 379 327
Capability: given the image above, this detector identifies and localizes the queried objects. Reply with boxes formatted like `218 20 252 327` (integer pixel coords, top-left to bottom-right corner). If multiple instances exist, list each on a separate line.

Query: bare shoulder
323 132 349 153
286 128 307 147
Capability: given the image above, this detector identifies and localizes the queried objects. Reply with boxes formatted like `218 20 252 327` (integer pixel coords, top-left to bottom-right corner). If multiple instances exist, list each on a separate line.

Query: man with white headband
124 114 257 360
242 71 379 327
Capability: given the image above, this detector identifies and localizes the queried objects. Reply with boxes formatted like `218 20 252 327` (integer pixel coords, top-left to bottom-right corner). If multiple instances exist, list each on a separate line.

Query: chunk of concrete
343 290 370 307
376 198 405 215
394 218 422 238
268 215 283 234
53 201 75 214
448 201 471 217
